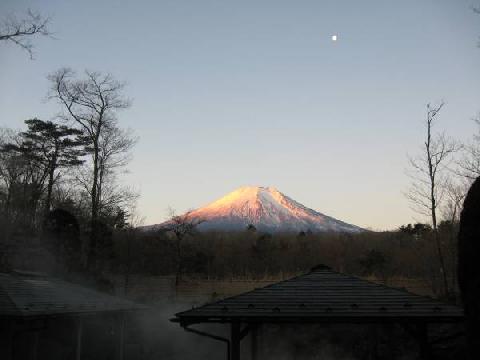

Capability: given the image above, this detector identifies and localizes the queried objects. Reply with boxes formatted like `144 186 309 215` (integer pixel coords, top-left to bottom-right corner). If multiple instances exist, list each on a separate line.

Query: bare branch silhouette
405 102 460 297
0 10 52 59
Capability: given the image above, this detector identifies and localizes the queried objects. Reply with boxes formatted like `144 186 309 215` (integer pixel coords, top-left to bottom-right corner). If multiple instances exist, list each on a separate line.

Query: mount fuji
148 186 364 233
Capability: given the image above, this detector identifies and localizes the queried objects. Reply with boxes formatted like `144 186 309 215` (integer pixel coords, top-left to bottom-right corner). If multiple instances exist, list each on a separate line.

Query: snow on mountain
148 186 364 233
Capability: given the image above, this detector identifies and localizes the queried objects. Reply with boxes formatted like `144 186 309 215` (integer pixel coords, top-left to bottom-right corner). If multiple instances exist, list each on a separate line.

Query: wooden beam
231 322 241 360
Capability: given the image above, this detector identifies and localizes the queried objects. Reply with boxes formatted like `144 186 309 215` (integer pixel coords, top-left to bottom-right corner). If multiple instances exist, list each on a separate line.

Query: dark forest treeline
112 222 459 300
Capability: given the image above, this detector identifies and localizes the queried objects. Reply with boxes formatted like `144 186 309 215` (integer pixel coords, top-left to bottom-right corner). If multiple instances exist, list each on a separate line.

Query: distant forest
117 225 459 296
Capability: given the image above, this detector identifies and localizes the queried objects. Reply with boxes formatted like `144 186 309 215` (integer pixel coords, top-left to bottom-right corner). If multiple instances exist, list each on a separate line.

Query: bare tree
442 180 468 225
73 124 138 222
405 102 459 297
48 68 131 269
163 208 204 287
0 10 51 59
458 117 480 181
96 125 137 215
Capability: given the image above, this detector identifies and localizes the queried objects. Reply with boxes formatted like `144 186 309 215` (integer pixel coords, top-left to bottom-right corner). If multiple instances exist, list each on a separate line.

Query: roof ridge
174 271 308 317
309 264 332 272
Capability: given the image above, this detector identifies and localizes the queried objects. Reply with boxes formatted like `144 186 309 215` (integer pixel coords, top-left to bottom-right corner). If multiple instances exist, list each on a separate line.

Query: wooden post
6 320 14 360
117 314 126 360
250 325 258 360
75 318 83 360
418 323 431 360
30 331 39 360
368 325 379 360
231 322 241 360
383 323 394 360
257 324 264 359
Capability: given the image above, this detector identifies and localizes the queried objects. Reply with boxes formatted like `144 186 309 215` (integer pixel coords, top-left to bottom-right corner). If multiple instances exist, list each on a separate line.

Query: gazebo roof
174 265 464 325
0 272 145 318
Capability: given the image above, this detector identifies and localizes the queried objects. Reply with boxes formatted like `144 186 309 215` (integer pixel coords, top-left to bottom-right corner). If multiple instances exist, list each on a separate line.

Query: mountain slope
149 186 363 233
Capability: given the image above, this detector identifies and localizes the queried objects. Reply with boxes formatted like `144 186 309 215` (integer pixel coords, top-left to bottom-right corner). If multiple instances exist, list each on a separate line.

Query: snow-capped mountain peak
150 186 363 233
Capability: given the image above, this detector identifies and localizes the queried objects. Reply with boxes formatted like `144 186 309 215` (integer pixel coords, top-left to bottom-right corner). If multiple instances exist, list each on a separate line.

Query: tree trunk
175 235 183 288
427 118 449 298
88 139 100 271
45 168 54 214
45 153 57 215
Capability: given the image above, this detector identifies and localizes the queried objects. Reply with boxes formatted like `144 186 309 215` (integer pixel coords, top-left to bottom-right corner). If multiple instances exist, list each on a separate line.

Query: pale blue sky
1 0 479 230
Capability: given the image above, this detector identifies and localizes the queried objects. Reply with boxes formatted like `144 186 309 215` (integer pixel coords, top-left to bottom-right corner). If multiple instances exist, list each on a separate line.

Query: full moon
331 35 338 41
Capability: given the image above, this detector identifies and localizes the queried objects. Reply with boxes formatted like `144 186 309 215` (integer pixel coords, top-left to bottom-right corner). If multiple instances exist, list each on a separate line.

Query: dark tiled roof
0 272 145 318
175 266 464 324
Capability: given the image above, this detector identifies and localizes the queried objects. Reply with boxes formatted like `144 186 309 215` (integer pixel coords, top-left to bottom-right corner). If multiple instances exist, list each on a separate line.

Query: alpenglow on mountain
153 186 364 233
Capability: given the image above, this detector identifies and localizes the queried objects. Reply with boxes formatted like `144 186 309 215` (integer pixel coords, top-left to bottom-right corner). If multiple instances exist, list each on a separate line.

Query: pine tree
2 118 87 215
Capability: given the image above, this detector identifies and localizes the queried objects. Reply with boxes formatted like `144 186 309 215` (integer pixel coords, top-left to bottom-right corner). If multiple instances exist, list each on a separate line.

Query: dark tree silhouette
359 249 389 278
458 177 480 360
0 130 46 228
6 119 86 213
0 120 85 235
43 208 81 273
399 223 432 237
